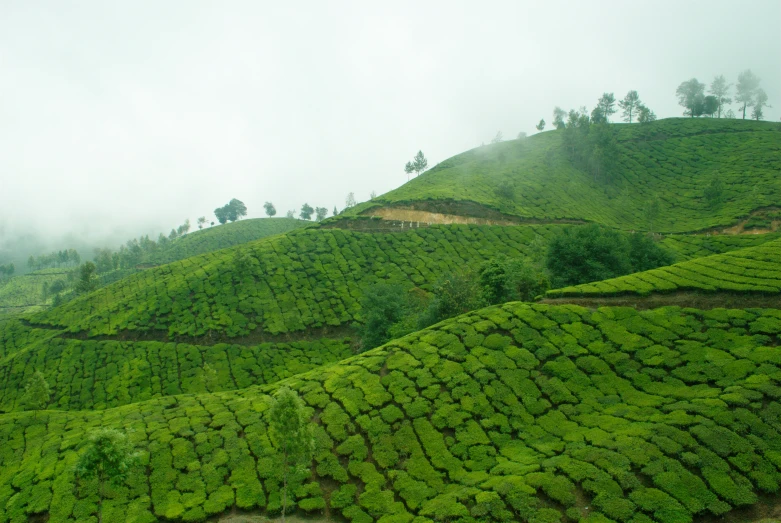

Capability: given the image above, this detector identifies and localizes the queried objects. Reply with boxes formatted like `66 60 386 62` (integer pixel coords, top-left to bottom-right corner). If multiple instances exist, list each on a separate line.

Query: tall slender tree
736 69 760 119
268 387 314 523
412 151 428 177
752 89 770 121
596 92 617 123
618 91 642 123
404 161 414 181
709 75 732 118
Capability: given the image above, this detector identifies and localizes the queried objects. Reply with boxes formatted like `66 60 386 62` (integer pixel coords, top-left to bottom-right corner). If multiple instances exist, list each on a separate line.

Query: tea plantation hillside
0 268 75 319
0 318 352 412
659 232 781 261
350 118 781 233
141 217 307 266
27 224 564 339
546 238 781 299
2 302 781 523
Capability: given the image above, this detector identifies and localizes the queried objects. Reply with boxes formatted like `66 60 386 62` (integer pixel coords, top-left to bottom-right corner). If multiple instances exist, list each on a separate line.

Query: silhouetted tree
703 95 719 118
637 104 657 124
315 207 328 221
535 119 546 131
264 201 277 217
709 75 732 118
412 151 428 177
197 216 206 229
345 192 356 208
752 89 770 121
676 78 706 117
553 107 567 129
299 203 314 220
404 161 414 181
618 90 642 123
736 69 760 119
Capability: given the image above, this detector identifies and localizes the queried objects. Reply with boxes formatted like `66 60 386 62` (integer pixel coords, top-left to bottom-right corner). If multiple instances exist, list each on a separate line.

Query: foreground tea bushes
29 225 563 339
0 319 57 360
548 238 781 298
352 118 781 233
0 336 352 412
2 303 781 522
659 232 780 261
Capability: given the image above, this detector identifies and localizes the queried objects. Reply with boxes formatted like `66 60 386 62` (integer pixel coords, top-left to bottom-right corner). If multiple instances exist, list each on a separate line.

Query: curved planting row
28 225 563 339
659 232 780 261
547 238 781 298
0 334 352 412
354 118 781 233
1 303 781 522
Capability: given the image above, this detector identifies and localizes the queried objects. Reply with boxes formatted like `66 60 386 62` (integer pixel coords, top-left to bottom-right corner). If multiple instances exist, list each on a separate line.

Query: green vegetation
546 226 673 287
659 232 780 261
28 225 565 338
350 118 781 233
2 302 781 522
0 325 353 412
548 238 781 298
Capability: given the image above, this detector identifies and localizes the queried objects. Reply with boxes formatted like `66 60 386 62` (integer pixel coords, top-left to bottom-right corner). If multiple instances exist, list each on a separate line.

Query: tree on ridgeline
676 78 706 117
618 90 642 123
214 205 229 225
637 104 657 124
215 199 248 224
264 201 277 217
197 216 206 229
553 107 567 129
332 206 338 216
285 210 295 219
268 387 314 523
709 75 732 118
491 131 503 144
176 219 190 236
75 429 139 523
736 69 761 119
404 161 414 181
752 89 770 121
412 150 428 177
299 203 314 220
345 192 356 209
21 370 50 418
535 119 546 131
703 95 719 118
591 92 617 123
315 207 328 222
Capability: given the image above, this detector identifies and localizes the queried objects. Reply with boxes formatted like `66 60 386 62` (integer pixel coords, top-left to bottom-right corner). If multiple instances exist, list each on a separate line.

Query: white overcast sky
1 0 779 248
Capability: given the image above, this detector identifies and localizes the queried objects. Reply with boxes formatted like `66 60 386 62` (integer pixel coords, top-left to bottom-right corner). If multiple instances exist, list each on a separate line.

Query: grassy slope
547 238 781 298
2 303 781 522
143 217 308 266
28 224 563 339
351 118 781 233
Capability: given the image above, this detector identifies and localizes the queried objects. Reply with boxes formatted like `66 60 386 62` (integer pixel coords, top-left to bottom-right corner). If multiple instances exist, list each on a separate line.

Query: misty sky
1 0 779 249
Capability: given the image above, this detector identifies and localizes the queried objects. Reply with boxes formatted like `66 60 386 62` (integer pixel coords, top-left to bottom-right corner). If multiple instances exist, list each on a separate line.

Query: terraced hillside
546 238 781 300
2 303 781 523
347 119 781 233
141 217 307 266
28 224 563 339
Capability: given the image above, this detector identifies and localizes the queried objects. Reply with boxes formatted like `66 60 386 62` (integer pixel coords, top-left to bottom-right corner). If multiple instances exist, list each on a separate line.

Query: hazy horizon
2 0 779 258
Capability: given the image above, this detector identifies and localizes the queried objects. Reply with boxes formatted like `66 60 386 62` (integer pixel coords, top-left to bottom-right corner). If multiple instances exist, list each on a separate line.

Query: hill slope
142 217 307 266
2 303 781 522
28 224 563 339
0 268 74 318
350 119 781 233
546 238 781 299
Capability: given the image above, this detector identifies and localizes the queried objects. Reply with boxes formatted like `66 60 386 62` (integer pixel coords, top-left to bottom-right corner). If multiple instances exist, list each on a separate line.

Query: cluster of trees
0 263 15 279
403 151 428 181
91 219 192 273
214 199 248 224
677 71 769 120
26 249 81 271
358 225 672 349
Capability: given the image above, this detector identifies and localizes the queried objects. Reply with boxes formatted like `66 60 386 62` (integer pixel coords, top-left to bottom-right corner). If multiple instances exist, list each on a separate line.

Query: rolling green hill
141 217 307 266
27 224 564 339
546 238 781 299
2 302 781 523
659 232 781 261
348 118 781 233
